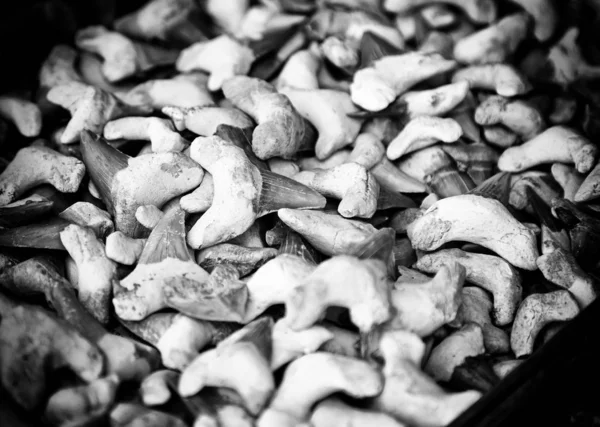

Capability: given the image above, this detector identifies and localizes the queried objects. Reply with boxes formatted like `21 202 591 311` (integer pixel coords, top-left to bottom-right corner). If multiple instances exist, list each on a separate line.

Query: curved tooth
351 51 457 112
510 290 579 357
499 126 598 174
284 255 391 333
441 141 499 185
278 209 377 256
387 116 462 160
415 249 522 326
162 106 253 135
454 13 530 64
75 25 178 82
372 329 482 427
387 263 464 336
0 146 85 206
408 194 539 270
475 95 545 141
176 35 255 91
258 353 383 427
452 64 530 97
80 131 203 237
425 323 485 382
179 319 275 415
47 82 150 144
293 163 380 218
451 287 510 354
281 88 363 159
124 73 214 110
223 76 316 160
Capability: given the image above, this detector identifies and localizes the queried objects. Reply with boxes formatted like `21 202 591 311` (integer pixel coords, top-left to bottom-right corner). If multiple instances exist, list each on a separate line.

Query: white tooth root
105 231 146 265
104 117 188 152
475 95 545 141
452 64 530 97
0 95 42 137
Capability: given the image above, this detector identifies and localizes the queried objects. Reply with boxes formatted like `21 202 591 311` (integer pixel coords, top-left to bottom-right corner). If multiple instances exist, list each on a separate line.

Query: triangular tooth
139 207 192 264
196 244 278 277
0 217 71 250
469 171 512 206
348 227 396 278
372 158 427 193
278 227 320 265
359 31 405 69
79 130 129 212
257 169 326 216
450 355 500 393
0 196 54 227
219 317 273 362
214 124 266 170
377 186 417 210
164 264 249 323
429 166 475 198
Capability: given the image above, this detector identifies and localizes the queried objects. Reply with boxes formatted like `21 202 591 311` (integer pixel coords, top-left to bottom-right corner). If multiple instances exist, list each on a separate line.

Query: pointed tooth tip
259 170 327 214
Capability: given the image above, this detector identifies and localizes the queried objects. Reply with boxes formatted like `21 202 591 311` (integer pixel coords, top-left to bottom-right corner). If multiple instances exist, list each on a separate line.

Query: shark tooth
0 195 54 227
0 217 71 250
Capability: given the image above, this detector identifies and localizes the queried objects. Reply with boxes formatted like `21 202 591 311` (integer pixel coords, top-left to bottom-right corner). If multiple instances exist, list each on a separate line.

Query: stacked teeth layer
0 0 598 426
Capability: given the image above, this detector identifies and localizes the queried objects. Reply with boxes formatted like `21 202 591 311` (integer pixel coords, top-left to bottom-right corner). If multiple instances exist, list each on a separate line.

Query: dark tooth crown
469 171 512 207
348 227 396 278
79 130 129 213
359 31 405 70
527 187 562 231
278 227 320 265
0 217 71 250
138 207 192 265
219 317 273 362
0 197 53 228
257 169 326 216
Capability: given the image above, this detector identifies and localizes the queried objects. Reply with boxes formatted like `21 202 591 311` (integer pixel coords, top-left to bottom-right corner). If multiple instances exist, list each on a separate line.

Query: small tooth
371 157 428 193
80 130 129 212
257 169 327 216
0 217 71 250
196 243 278 277
219 317 274 362
469 171 512 207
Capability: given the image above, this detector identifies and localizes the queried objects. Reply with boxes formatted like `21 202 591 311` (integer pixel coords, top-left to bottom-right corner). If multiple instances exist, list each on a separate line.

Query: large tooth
415 248 522 326
293 163 380 218
179 318 275 416
387 116 463 160
397 146 475 197
278 209 377 256
510 290 579 357
0 217 71 250
0 256 159 381
408 194 539 270
121 312 237 370
499 126 599 174
441 142 499 185
80 130 203 237
186 135 324 249
258 353 383 427
284 256 392 333
0 195 53 227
